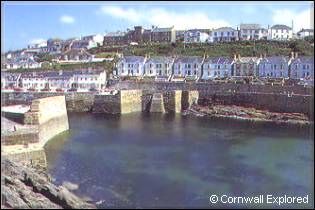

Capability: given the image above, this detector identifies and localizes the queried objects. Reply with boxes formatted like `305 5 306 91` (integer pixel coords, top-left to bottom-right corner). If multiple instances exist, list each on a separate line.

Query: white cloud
99 6 230 30
272 8 313 32
30 38 46 45
100 6 142 22
60 15 75 24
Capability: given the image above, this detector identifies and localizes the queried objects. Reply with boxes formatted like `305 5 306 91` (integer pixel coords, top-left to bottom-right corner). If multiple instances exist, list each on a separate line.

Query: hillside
89 39 314 57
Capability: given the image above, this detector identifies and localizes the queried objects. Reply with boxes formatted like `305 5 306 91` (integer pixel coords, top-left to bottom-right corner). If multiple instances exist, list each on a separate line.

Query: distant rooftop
270 25 292 30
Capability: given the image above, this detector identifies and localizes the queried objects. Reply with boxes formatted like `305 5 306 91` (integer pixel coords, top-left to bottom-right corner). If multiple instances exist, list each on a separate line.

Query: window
194 63 197 68
218 65 221 69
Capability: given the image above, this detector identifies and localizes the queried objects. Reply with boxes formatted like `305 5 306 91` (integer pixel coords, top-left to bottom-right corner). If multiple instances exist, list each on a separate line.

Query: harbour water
45 112 314 208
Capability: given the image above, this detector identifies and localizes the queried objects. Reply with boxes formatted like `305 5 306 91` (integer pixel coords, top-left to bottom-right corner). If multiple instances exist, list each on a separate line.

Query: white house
3 56 41 70
258 56 291 78
58 48 94 63
20 73 48 90
144 56 174 77
297 29 314 39
116 55 147 77
233 55 261 77
290 54 314 80
268 25 293 41
202 57 234 80
211 27 238 42
184 29 210 43
81 34 104 47
1 73 21 89
239 24 267 40
73 69 107 90
173 56 205 81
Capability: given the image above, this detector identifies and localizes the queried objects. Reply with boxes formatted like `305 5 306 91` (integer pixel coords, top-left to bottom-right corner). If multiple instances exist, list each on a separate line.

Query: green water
45 112 314 208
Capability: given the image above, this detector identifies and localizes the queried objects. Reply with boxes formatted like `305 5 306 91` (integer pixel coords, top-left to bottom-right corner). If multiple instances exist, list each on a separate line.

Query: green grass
88 39 314 57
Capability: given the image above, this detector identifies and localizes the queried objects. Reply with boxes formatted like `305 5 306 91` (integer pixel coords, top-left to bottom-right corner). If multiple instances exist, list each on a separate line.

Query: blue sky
2 1 313 51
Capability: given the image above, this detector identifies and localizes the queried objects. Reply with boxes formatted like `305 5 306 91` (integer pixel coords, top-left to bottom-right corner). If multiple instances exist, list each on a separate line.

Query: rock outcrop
1 159 95 209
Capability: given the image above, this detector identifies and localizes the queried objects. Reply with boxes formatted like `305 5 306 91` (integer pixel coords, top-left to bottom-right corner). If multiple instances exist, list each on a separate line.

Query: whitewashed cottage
144 56 174 80
211 27 238 42
258 56 291 78
116 55 147 77
202 57 234 80
290 54 314 80
172 56 205 81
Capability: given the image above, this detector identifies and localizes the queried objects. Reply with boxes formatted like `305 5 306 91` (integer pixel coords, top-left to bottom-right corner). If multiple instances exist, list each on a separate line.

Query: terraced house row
114 53 314 82
1 69 107 91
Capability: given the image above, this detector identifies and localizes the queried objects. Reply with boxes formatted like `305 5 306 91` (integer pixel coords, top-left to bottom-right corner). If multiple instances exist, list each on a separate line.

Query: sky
2 1 314 51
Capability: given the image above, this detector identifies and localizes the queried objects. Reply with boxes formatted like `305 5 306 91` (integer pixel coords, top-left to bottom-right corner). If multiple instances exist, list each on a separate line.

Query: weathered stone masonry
2 96 70 169
92 90 142 114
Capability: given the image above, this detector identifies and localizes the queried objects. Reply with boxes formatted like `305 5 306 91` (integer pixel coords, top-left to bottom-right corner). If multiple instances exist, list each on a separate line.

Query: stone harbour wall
182 90 199 110
2 131 39 146
4 148 47 169
120 90 142 114
150 93 165 113
163 90 182 113
92 93 121 114
1 92 95 112
93 90 142 114
24 96 68 125
110 81 313 96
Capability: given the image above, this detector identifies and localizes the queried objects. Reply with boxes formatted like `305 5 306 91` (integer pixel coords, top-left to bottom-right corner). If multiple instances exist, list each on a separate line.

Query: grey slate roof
270 25 292 30
240 24 265 30
61 48 92 56
174 56 204 64
259 56 290 64
204 57 234 65
1 73 21 81
104 31 126 37
291 56 314 64
213 27 237 32
297 29 314 33
152 27 174 33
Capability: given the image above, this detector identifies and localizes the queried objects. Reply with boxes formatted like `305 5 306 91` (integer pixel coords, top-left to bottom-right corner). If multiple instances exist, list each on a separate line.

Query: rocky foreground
1 158 96 209
183 104 311 125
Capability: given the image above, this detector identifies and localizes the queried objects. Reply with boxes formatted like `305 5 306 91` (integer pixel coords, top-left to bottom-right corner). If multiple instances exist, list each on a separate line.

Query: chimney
260 54 263 59
264 53 267 58
291 52 294 59
234 54 237 60
238 54 241 59
295 52 298 58
59 70 63 75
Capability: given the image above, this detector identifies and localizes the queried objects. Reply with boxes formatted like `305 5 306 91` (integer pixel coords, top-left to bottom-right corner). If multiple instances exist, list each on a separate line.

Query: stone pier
163 90 182 113
150 93 165 113
93 90 142 114
2 96 70 169
182 90 199 110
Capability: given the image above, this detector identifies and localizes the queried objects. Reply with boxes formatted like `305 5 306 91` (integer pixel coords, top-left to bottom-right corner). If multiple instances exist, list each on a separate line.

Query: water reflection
45 112 314 209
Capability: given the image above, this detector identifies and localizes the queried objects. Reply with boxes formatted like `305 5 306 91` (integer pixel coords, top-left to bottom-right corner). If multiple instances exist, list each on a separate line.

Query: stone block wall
182 90 199 110
163 90 182 113
120 90 142 114
2 132 39 146
150 93 165 113
24 96 69 126
141 94 153 112
4 148 47 169
1 92 95 112
92 93 121 114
